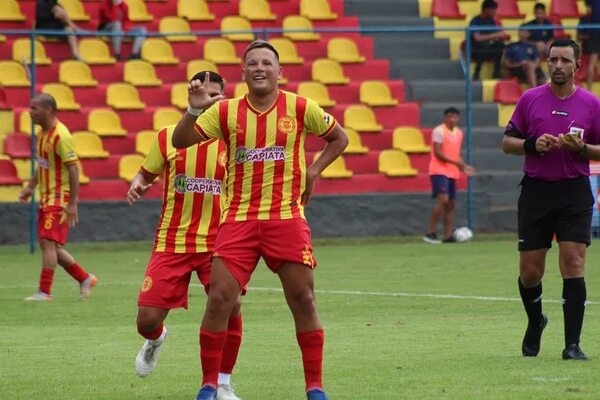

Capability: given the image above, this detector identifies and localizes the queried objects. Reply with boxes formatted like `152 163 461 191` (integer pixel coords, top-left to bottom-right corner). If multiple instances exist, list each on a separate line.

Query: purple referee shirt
506 84 600 181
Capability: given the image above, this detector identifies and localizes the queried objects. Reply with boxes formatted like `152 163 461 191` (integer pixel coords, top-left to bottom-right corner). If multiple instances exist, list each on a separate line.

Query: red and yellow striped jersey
37 121 79 209
142 125 226 253
195 90 336 222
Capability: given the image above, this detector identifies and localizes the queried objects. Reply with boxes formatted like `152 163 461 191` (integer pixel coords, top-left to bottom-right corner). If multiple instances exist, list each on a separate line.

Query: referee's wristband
523 136 539 155
187 106 204 117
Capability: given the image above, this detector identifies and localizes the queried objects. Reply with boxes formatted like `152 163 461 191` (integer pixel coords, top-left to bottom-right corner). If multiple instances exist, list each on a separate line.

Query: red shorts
213 219 317 289
137 252 212 309
37 206 69 245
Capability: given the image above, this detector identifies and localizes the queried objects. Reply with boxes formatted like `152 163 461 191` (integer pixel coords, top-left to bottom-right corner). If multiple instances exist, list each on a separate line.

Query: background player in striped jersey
19 93 97 301
173 40 349 400
127 72 243 400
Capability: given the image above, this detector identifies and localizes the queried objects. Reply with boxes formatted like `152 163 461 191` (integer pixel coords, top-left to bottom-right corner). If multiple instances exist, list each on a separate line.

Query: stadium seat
153 108 181 130
431 0 464 18
11 158 34 181
79 38 116 64
497 104 516 127
136 130 156 156
59 60 98 87
234 82 249 98
79 164 90 185
0 0 25 21
0 61 30 87
343 128 368 154
177 0 215 21
378 149 418 177
187 60 219 80
0 35 5 42
60 0 90 21
359 81 399 106
171 83 189 109
124 60 163 86
327 38 365 63
548 15 570 39
3 133 31 159
41 83 81 111
204 38 241 64
119 154 145 182
493 80 522 105
313 152 353 178
239 0 276 21
481 79 498 103
124 0 153 22
312 59 350 84
0 88 7 109
107 83 146 110
141 39 180 64
159 17 196 42
12 39 52 65
72 132 110 158
19 112 40 135
88 109 127 136
392 127 431 153
0 159 22 185
343 105 383 132
550 0 581 18
221 16 255 41
300 0 337 20
282 16 321 41
269 38 304 64
496 0 524 18
297 81 336 107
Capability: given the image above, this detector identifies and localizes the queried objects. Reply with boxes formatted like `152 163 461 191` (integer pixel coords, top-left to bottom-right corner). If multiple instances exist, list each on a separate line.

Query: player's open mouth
253 76 266 81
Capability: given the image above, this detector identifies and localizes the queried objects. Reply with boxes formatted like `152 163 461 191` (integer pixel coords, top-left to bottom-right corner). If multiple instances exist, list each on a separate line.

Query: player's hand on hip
66 203 78 227
302 167 319 206
188 72 225 110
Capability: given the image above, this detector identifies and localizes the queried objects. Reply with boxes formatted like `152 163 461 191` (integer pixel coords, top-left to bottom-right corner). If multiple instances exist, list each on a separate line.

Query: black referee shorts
518 175 594 251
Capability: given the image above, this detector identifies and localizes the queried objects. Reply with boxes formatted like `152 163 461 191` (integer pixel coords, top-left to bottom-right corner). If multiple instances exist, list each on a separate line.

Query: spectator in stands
502 26 546 88
469 0 510 80
423 107 475 244
524 3 554 57
578 2 600 89
35 0 81 60
98 0 147 61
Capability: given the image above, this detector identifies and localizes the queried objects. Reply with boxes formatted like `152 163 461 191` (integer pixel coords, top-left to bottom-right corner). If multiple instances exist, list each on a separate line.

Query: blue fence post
29 30 38 254
464 26 473 230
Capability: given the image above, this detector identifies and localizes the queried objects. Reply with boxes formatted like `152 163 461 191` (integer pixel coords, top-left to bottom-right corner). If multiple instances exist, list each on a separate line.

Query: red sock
138 323 164 341
220 314 243 374
200 329 227 388
64 262 88 283
297 329 325 391
39 268 55 295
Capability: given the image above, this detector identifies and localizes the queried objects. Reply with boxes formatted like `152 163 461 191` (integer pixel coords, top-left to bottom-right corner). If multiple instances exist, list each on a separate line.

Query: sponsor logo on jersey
174 174 222 195
38 157 49 169
234 146 286 163
551 110 569 116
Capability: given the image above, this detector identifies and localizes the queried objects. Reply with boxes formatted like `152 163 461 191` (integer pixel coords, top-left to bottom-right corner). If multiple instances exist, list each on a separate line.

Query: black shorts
518 175 594 251
583 33 600 55
508 66 546 83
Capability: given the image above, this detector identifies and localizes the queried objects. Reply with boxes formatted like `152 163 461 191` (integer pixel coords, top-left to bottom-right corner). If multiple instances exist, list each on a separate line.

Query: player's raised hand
127 178 152 205
188 71 225 110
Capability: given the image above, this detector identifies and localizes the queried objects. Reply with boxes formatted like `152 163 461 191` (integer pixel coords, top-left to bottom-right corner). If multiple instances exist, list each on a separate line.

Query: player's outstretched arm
127 170 157 205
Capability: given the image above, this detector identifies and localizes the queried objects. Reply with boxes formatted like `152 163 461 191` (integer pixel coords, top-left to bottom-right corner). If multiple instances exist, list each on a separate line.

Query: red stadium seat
496 0 524 18
493 80 523 105
550 0 581 18
3 134 31 159
0 159 22 185
548 16 570 39
431 0 464 19
0 88 8 109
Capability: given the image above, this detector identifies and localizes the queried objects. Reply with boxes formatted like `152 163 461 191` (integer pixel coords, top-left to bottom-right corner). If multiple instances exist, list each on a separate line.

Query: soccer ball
453 226 473 242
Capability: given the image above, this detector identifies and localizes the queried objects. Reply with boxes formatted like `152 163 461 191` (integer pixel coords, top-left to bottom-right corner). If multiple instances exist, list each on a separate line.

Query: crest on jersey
277 115 296 134
174 174 187 193
235 147 248 163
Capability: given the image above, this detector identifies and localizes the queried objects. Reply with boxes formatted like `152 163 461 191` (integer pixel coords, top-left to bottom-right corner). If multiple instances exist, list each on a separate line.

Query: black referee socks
518 277 543 327
563 277 586 347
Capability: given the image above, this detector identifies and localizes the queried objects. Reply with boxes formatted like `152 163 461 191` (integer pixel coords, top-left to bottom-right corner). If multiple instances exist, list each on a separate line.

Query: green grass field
1 236 600 399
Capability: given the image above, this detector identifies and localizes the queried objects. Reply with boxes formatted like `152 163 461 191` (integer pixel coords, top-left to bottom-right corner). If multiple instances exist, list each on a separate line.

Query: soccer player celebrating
128 72 244 400
172 40 349 400
502 39 600 360
19 94 97 301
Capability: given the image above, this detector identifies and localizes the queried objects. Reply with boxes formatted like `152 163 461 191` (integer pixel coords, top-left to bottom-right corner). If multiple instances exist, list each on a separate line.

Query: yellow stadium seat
0 35 5 42
0 0 25 21
59 60 98 87
0 185 23 202
79 38 116 64
378 149 418 177
12 158 34 180
187 60 219 80
79 163 90 184
312 58 349 85
171 82 189 109
221 16 255 41
204 38 241 64
0 61 30 87
239 0 276 21
392 127 430 153
269 38 303 64
497 104 516 127
297 81 336 107
72 132 110 158
41 83 81 111
343 128 368 154
153 108 181 130
19 112 40 135
12 39 51 65
314 152 352 178
119 154 145 182
359 80 398 107
481 79 498 103
124 60 163 86
178 0 215 21
159 16 195 42
88 109 127 136
234 82 249 98
107 83 146 110
136 130 156 156
141 39 180 64
282 16 320 41
300 0 337 20
124 0 153 22
60 0 90 21
343 105 382 132
327 37 365 63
